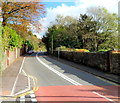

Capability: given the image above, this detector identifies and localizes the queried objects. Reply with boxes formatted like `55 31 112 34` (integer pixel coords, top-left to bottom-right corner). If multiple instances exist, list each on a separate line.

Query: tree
6 23 41 51
9 24 28 39
43 8 118 52
78 14 99 51
87 7 118 50
67 21 82 48
43 24 79 52
1 1 45 32
2 26 23 50
55 15 78 27
51 16 79 48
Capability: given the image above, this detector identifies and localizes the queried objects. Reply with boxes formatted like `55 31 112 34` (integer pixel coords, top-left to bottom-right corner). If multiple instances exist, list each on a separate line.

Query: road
20 52 119 103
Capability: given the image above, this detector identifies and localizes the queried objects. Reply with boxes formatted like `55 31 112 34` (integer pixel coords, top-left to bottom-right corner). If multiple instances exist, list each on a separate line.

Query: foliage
24 40 33 50
42 16 79 52
0 22 3 72
0 2 45 72
78 14 99 51
55 46 90 52
1 2 45 32
2 26 23 50
9 24 29 40
2 25 41 51
39 41 47 51
27 35 40 51
56 46 74 51
43 7 118 53
24 35 42 51
87 7 118 50
97 49 110 52
74 49 90 52
9 29 23 48
56 46 66 51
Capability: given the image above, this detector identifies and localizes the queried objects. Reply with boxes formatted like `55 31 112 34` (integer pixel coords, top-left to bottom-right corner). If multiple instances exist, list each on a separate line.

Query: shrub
74 49 90 52
56 46 66 51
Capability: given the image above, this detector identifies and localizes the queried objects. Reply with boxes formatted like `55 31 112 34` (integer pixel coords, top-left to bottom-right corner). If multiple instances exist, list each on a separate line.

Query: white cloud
38 0 119 38
75 0 119 14
39 3 85 38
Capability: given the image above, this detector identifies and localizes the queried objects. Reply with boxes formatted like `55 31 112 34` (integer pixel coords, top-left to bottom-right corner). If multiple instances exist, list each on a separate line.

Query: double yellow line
13 75 39 98
27 75 39 91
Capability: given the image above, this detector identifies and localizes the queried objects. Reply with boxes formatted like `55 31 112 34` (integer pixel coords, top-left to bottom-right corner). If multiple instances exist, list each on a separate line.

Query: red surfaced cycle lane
33 85 119 103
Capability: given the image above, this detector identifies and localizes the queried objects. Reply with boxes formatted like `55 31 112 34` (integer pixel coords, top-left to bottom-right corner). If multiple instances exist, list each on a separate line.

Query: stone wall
53 51 120 75
110 53 120 75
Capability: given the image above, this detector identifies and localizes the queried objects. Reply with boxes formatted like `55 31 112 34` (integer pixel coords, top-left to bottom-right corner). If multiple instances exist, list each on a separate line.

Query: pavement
0 57 31 99
49 55 120 85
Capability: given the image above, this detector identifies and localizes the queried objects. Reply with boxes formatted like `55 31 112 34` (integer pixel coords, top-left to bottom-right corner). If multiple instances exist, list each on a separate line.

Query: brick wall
2 46 26 71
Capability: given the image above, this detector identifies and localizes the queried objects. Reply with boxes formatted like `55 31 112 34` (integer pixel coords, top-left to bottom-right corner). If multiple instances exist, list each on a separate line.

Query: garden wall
53 51 120 75
2 45 26 71
110 53 120 75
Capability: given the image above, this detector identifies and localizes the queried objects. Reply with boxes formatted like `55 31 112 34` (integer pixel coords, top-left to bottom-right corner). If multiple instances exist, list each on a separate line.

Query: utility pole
51 34 53 54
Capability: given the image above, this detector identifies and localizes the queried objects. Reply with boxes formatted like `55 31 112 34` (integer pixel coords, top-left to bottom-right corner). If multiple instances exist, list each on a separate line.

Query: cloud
75 0 119 14
37 0 119 38
38 3 85 38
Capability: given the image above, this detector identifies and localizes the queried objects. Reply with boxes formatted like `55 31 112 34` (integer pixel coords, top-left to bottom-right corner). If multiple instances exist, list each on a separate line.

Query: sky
35 0 119 38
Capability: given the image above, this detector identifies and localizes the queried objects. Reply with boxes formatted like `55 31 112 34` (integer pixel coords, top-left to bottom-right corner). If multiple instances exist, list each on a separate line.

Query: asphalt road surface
21 52 119 103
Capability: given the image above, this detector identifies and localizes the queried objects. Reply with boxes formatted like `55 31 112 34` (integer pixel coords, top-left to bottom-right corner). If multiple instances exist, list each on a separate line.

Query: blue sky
41 2 75 17
43 2 75 9
35 0 119 38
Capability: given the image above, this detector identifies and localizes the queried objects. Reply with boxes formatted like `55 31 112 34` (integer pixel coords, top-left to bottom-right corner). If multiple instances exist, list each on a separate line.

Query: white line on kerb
20 96 25 103
92 92 117 103
11 57 25 96
31 98 37 102
36 52 82 86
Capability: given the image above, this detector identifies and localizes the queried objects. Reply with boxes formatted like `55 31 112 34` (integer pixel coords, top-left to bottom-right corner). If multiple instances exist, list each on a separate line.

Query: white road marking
22 69 27 76
11 57 26 96
93 91 117 103
14 70 31 96
22 69 31 90
36 53 82 86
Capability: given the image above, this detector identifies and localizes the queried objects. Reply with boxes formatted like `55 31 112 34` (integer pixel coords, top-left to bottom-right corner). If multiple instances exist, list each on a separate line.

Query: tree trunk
2 18 7 27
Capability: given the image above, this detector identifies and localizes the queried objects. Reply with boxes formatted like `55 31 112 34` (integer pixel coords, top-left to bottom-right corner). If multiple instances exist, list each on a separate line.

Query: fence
53 51 120 75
